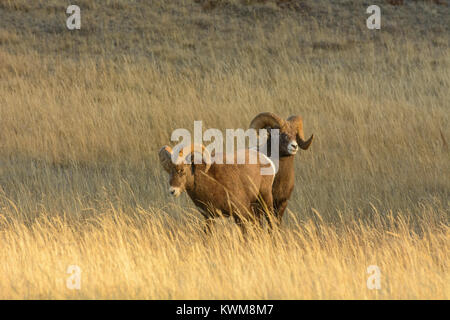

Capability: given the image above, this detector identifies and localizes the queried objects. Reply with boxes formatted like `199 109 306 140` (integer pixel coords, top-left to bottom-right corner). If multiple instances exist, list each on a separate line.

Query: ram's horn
299 134 313 150
287 115 314 150
179 144 212 173
250 112 285 130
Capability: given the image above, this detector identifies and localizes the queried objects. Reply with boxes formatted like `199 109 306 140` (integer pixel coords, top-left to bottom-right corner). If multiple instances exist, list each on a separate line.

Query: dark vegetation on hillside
0 0 448 65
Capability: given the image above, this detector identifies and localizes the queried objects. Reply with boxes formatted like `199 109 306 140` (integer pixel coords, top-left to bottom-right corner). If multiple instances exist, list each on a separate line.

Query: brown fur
250 112 313 225
159 146 275 233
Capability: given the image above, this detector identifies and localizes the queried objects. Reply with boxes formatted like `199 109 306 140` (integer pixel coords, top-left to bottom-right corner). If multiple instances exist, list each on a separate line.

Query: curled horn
179 144 212 173
287 115 314 150
250 112 285 130
159 146 174 172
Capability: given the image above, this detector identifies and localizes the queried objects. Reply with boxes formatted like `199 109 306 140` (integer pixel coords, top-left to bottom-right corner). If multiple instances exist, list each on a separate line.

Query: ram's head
250 112 313 157
159 144 211 197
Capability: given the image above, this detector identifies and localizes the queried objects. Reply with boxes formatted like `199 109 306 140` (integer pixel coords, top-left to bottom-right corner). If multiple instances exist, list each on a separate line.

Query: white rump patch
248 148 276 176
258 152 276 177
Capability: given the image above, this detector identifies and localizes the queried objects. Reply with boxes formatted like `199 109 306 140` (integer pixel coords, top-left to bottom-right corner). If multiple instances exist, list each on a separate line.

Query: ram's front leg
274 200 289 226
233 215 248 238
197 208 215 234
258 187 275 232
256 206 268 230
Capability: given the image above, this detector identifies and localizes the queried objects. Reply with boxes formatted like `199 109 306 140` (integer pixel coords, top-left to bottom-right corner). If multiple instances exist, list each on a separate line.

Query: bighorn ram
159 144 275 233
249 112 313 225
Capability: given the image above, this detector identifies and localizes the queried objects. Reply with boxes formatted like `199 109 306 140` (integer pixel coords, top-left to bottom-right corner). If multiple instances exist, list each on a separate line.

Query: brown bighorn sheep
159 144 275 233
249 112 313 225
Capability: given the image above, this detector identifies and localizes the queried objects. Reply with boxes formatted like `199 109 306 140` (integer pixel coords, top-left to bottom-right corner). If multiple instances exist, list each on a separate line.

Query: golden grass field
0 0 449 299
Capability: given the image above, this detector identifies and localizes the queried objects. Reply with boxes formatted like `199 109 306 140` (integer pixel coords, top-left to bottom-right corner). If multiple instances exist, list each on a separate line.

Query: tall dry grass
0 0 449 299
0 206 448 299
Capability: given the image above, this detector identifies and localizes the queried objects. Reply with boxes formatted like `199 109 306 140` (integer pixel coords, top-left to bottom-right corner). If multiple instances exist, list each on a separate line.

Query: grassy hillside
0 0 448 299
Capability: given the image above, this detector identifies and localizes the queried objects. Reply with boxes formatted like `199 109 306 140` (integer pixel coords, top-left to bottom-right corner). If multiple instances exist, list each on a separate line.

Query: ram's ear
159 146 174 172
